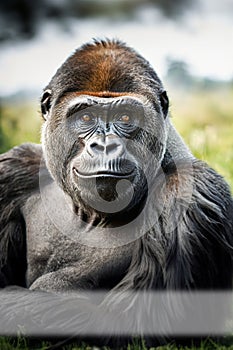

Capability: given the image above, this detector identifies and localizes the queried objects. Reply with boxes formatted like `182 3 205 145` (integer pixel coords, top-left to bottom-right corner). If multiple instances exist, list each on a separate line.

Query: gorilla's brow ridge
66 102 95 118
66 95 145 118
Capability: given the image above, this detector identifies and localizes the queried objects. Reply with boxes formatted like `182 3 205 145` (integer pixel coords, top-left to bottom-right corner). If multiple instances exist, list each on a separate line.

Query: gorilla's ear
41 89 52 120
159 90 169 118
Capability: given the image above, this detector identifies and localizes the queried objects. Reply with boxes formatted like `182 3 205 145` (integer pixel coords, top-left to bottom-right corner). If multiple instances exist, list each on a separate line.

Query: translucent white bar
0 290 232 337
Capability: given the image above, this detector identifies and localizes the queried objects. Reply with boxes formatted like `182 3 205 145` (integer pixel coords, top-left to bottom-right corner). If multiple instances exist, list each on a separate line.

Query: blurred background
0 0 233 188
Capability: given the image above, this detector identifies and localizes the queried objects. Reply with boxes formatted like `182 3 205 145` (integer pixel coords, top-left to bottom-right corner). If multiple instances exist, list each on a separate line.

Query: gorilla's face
41 92 168 216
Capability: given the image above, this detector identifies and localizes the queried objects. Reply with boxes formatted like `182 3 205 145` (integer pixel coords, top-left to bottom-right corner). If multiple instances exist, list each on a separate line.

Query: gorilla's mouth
73 167 134 179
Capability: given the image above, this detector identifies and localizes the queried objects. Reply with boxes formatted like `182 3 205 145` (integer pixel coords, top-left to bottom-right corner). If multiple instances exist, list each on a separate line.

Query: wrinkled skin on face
41 41 169 217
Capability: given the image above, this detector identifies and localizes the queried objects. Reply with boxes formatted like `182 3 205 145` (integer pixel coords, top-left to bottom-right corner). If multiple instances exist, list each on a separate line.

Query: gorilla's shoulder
190 159 233 237
0 143 43 287
0 143 45 208
0 143 43 167
192 159 232 201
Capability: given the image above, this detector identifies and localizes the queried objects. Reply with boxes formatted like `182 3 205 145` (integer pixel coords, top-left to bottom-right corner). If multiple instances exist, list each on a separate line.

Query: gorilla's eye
81 114 92 122
118 115 131 124
79 113 96 124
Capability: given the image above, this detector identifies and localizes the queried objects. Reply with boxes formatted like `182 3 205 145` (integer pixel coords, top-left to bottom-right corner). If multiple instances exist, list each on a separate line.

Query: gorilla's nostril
89 140 123 156
106 143 119 155
90 142 105 153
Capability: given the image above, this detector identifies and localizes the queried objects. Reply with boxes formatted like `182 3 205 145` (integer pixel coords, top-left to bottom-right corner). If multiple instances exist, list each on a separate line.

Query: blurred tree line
0 0 193 42
165 59 233 90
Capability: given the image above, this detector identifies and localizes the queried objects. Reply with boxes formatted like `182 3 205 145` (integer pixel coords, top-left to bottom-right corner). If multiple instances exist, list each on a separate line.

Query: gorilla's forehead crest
47 38 162 97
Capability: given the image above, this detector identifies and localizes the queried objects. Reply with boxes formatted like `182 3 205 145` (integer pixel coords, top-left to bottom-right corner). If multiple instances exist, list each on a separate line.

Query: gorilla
0 39 232 341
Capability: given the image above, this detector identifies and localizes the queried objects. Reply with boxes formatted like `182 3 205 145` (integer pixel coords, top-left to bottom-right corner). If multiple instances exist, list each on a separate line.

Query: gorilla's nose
87 136 124 158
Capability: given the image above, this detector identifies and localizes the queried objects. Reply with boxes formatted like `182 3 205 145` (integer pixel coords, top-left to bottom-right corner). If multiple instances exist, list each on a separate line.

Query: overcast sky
0 0 232 96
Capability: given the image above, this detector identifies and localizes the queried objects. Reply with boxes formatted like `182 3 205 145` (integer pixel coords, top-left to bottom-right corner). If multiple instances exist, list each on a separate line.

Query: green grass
170 86 233 190
0 99 42 153
1 337 233 350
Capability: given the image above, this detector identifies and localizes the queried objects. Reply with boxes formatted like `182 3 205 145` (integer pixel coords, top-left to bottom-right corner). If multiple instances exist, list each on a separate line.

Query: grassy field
0 99 42 153
170 86 233 190
0 86 233 349
1 337 233 350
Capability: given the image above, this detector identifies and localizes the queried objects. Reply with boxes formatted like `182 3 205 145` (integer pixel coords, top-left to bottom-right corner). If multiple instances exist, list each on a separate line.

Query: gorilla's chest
21 189 132 290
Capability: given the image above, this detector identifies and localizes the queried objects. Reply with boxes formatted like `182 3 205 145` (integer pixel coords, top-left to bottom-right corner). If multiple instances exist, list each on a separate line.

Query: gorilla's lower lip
73 167 134 179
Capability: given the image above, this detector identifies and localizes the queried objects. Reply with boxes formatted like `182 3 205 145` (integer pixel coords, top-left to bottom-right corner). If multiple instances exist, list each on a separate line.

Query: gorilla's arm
0 143 42 287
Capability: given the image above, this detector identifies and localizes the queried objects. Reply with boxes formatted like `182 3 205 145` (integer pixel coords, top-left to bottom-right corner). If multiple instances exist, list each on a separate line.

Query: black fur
111 160 233 292
1 145 232 290
0 144 43 287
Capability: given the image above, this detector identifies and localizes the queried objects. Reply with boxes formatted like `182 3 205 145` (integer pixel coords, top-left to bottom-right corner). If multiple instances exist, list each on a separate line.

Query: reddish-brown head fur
45 39 163 103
